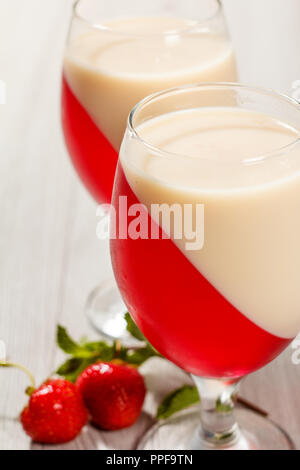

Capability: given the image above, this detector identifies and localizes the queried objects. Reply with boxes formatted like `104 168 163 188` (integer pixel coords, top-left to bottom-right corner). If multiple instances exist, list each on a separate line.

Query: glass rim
127 82 300 166
72 0 222 36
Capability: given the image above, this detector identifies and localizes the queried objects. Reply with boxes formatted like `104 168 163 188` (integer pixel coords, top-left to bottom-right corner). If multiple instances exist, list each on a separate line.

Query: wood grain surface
0 0 299 450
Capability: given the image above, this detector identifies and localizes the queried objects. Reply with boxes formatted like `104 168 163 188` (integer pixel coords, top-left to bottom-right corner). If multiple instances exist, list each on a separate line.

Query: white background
223 0 300 93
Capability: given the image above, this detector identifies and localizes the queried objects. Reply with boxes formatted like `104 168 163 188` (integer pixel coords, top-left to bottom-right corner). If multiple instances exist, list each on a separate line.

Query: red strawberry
21 379 88 444
76 362 146 430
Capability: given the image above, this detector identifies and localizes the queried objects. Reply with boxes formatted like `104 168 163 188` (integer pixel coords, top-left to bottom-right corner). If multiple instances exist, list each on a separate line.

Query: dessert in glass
61 0 237 340
110 83 300 449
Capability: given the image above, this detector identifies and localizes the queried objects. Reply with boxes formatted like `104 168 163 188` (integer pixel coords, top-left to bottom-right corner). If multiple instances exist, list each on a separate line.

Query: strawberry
21 379 88 444
76 362 146 430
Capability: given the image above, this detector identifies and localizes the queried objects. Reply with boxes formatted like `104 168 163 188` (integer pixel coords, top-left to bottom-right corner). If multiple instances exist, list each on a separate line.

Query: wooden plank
0 0 75 450
0 0 300 451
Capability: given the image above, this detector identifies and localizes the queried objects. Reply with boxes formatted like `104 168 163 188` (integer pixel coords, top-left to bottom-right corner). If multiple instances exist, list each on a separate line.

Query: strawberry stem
0 361 36 391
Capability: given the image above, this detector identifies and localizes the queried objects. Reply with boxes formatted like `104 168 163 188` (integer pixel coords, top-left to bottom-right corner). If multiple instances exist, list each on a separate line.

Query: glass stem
192 375 241 448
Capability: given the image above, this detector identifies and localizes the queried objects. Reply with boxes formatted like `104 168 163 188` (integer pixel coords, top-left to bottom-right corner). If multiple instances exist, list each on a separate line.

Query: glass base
138 405 295 450
85 279 139 345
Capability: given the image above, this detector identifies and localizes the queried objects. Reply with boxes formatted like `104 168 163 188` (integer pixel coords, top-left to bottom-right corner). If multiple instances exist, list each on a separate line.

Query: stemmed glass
61 0 237 341
110 83 300 449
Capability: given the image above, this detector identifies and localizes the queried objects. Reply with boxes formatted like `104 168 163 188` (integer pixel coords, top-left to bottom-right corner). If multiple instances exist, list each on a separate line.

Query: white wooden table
0 0 300 450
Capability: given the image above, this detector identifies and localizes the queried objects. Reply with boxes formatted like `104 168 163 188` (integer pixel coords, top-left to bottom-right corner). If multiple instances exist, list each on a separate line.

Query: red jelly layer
61 75 118 204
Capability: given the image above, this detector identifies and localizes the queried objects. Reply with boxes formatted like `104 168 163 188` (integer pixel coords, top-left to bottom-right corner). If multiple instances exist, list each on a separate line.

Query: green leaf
79 336 89 346
82 341 108 352
121 345 157 366
96 344 115 362
56 321 159 378
56 357 94 383
157 385 200 420
56 326 96 358
83 341 115 361
56 357 83 375
125 313 146 342
124 314 162 361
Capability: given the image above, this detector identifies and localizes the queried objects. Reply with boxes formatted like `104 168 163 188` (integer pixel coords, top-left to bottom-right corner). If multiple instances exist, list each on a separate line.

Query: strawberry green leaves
57 326 101 358
56 358 94 384
56 326 120 382
119 344 157 365
56 314 160 382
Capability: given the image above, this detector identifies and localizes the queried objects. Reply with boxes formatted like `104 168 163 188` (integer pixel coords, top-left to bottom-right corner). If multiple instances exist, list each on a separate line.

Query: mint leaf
56 358 82 375
157 385 200 420
82 341 108 352
120 345 157 366
94 343 115 362
125 313 146 342
79 336 89 346
82 341 115 361
57 326 96 358
56 321 159 379
56 357 94 383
